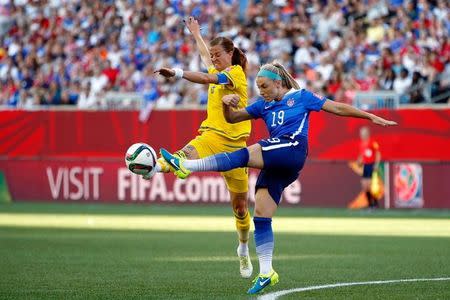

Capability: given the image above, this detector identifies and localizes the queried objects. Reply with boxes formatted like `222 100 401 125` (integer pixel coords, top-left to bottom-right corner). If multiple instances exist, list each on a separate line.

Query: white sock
257 242 273 275
237 242 249 256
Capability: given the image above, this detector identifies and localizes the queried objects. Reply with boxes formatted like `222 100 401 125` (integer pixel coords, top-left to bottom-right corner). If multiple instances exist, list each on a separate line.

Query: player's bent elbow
225 116 237 123
225 114 239 124
204 74 218 84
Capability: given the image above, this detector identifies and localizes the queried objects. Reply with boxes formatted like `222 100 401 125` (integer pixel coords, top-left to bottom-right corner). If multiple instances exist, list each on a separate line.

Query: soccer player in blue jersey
159 62 397 294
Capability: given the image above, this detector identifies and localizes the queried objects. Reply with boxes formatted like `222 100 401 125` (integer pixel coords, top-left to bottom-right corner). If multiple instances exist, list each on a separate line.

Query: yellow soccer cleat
160 148 191 179
157 157 171 173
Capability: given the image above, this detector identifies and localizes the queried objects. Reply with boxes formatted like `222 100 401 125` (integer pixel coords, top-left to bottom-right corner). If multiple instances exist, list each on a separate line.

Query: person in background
357 126 381 208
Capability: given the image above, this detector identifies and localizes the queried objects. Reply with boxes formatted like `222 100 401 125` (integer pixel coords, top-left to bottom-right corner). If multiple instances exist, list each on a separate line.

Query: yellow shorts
187 131 249 193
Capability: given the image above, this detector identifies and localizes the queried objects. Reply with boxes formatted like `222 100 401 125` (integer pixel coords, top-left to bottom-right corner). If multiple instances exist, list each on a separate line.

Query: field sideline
1 202 449 299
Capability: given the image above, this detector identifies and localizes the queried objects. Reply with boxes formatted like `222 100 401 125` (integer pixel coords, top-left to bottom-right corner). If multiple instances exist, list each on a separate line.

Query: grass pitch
0 203 449 299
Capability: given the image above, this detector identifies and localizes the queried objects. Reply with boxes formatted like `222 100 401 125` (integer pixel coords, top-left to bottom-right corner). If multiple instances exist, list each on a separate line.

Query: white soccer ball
125 143 157 176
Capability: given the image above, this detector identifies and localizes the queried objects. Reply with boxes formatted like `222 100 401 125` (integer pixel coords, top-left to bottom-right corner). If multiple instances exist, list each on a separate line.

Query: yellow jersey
199 65 251 140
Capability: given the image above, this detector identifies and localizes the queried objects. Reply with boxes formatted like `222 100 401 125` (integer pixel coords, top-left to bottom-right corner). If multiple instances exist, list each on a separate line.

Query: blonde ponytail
272 62 300 90
258 62 300 90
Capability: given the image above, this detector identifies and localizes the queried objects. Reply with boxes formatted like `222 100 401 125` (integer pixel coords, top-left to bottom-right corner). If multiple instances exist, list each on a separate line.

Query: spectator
408 71 426 103
19 89 38 109
89 67 108 99
325 71 342 100
316 56 334 82
102 60 119 88
366 17 386 44
393 68 412 100
77 81 96 109
379 68 396 90
293 37 314 66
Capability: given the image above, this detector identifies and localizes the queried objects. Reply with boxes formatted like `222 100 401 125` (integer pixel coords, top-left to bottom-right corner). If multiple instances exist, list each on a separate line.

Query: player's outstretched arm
321 100 397 126
154 67 218 85
222 94 253 123
185 16 213 68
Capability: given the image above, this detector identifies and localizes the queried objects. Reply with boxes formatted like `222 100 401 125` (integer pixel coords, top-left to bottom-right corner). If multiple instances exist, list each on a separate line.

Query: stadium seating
0 0 448 108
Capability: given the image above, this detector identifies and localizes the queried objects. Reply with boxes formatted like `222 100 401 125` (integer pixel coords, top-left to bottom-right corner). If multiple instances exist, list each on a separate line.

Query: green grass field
1 203 449 299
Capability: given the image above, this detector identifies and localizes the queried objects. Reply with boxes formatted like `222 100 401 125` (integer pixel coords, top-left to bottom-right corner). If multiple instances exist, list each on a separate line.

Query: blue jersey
245 89 326 139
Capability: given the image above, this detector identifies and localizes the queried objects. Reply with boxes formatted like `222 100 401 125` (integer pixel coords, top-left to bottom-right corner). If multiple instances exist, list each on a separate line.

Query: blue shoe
160 148 191 179
247 269 279 295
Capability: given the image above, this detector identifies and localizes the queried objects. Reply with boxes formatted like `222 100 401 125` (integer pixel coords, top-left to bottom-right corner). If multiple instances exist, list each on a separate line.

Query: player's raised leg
160 146 251 178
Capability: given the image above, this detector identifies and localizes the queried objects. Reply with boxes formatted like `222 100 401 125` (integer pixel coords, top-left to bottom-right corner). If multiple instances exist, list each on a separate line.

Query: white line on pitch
258 277 450 300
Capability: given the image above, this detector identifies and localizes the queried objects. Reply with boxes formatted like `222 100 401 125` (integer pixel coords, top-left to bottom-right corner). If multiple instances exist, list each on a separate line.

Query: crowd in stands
0 0 449 109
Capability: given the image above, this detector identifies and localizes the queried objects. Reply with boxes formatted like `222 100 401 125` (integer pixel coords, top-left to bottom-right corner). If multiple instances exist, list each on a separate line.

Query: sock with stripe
253 217 274 275
235 210 251 255
183 148 249 172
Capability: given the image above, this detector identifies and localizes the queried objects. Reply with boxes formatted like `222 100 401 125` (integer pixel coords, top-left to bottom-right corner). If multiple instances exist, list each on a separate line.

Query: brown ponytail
231 47 248 73
210 37 248 72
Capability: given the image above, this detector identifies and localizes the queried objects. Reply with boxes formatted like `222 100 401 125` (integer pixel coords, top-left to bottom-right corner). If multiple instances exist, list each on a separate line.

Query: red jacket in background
360 139 380 164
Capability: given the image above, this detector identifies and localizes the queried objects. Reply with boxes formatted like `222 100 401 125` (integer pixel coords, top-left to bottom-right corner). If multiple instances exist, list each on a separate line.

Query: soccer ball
125 143 157 176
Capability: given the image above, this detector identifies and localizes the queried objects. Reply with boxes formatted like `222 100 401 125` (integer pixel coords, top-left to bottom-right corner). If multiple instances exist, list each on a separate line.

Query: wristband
173 68 184 79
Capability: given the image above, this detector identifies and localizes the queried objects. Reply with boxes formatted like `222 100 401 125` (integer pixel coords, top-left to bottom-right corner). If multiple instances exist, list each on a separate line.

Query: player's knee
231 195 248 217
233 205 247 218
233 201 248 217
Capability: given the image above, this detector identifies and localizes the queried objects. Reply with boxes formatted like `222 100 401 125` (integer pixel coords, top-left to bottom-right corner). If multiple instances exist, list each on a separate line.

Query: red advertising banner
0 109 449 161
1 159 449 208
1 160 302 205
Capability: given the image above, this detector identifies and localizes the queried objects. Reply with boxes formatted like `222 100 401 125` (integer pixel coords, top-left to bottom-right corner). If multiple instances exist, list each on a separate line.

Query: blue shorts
362 164 374 178
256 136 308 204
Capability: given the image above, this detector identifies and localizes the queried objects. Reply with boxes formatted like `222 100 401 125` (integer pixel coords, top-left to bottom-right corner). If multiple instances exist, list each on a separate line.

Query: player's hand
184 16 201 36
154 68 175 78
222 94 240 108
371 115 398 127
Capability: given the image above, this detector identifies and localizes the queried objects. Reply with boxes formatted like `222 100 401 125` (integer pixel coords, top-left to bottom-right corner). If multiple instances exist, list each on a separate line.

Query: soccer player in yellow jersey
152 17 253 278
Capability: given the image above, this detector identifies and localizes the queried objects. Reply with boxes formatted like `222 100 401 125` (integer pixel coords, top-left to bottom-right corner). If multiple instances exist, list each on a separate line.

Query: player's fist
154 68 175 78
184 16 201 36
222 94 240 107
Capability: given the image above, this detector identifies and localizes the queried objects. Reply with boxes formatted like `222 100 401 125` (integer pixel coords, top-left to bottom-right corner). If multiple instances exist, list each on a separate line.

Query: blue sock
254 217 274 275
183 148 249 172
